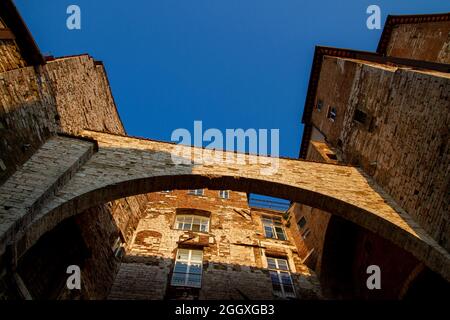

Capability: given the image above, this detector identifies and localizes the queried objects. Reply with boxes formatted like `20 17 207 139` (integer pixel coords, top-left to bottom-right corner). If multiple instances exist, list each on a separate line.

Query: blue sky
15 0 449 158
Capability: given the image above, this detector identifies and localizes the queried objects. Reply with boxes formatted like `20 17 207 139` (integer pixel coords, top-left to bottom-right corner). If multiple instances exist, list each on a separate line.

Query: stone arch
1 131 449 283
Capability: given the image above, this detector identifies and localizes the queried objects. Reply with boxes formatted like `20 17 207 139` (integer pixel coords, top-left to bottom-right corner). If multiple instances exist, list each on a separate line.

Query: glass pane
187 274 202 287
272 282 282 293
190 250 203 263
277 259 289 271
177 249 189 261
283 284 295 293
192 223 200 231
174 262 188 273
269 271 279 283
189 263 202 275
298 217 306 228
280 272 293 284
193 218 201 225
171 273 186 286
277 232 286 240
275 227 286 240
264 226 274 238
267 258 277 269
283 284 295 297
200 223 208 232
183 223 192 230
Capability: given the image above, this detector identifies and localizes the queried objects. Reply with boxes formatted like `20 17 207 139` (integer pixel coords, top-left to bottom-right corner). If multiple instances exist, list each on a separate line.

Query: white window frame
316 99 323 112
111 236 125 258
188 189 204 196
267 257 296 298
219 190 229 199
262 216 287 240
175 214 210 232
327 106 337 122
171 249 203 288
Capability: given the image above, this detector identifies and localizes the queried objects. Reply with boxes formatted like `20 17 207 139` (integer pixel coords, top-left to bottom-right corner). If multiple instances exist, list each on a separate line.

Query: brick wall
287 141 336 274
0 39 27 73
0 54 149 299
0 55 124 184
309 56 450 250
109 189 322 300
45 56 124 135
0 18 28 73
385 21 450 64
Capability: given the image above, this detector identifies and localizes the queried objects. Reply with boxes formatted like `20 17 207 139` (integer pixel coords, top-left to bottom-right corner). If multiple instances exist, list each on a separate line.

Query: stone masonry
0 131 448 283
109 189 322 299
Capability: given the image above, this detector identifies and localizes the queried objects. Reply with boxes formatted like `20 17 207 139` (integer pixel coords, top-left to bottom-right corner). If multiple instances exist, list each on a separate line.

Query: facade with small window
109 189 322 300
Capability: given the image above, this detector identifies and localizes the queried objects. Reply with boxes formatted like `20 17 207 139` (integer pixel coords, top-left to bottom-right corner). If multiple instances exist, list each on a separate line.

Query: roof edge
298 45 450 159
0 0 45 66
377 12 450 55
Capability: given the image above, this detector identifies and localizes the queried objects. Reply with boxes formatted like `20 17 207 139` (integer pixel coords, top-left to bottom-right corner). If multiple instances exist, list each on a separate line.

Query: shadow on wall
20 141 447 281
0 91 59 185
320 215 450 300
1 204 124 299
3 208 322 300
2 141 450 300
108 253 321 301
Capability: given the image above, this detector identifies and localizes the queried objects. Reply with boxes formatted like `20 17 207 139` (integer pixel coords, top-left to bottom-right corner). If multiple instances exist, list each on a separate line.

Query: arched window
175 214 210 232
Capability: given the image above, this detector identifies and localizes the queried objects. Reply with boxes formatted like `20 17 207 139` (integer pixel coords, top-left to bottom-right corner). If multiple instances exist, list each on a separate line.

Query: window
326 153 337 160
219 190 229 199
171 249 203 288
316 100 323 112
327 106 337 121
297 217 306 229
267 257 296 298
175 214 209 232
302 228 311 239
112 236 125 259
353 109 367 124
188 189 204 196
262 216 287 240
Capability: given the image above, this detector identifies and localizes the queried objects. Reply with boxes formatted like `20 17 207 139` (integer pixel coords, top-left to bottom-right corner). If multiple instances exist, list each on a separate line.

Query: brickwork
0 131 447 282
45 56 125 135
0 39 27 73
0 55 125 185
0 17 28 73
287 141 335 273
109 189 322 299
0 53 148 299
385 21 450 64
309 56 450 251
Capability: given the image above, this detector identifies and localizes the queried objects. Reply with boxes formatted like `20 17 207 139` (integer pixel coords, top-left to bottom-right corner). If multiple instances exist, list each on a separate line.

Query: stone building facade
0 1 448 300
0 1 149 299
109 189 321 300
293 13 450 298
